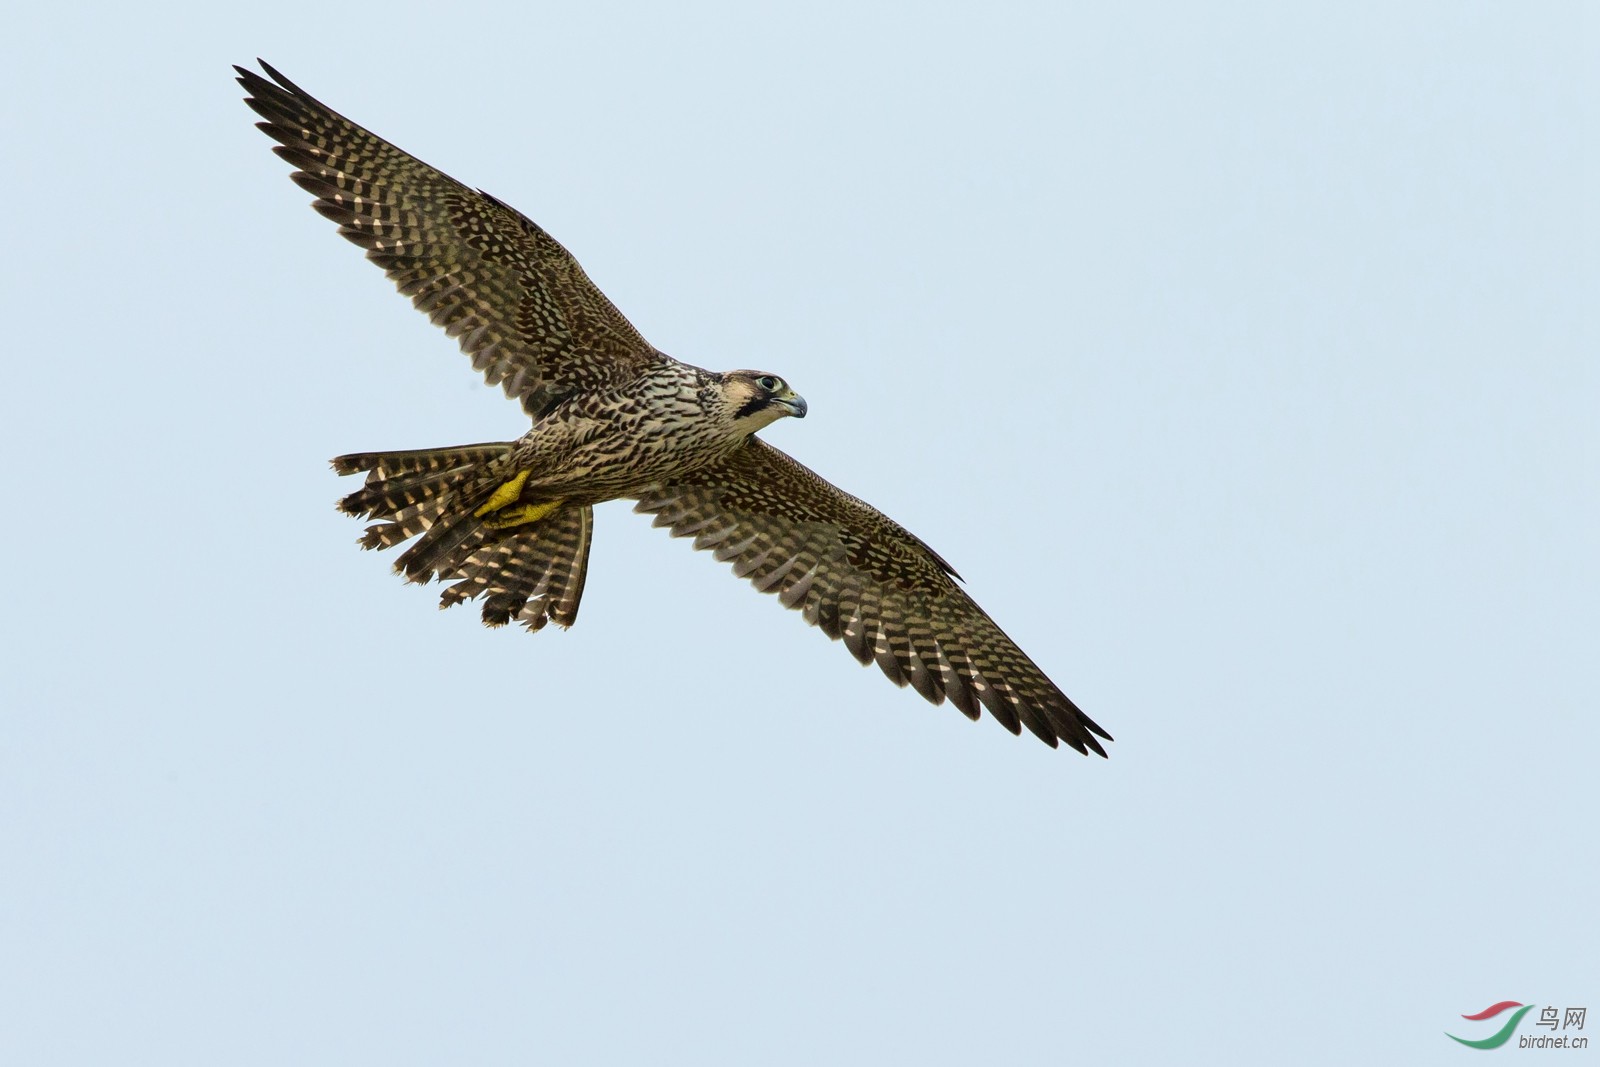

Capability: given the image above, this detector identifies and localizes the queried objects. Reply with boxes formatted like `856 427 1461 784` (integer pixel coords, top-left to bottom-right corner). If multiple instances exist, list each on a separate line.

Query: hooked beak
774 390 807 418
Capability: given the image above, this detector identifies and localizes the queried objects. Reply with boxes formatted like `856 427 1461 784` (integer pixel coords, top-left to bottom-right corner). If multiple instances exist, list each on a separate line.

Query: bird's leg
471 469 565 529
483 500 563 529
473 469 532 518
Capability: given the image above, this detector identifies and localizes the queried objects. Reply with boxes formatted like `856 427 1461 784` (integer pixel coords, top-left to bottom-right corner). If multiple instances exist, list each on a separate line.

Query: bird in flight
237 60 1110 756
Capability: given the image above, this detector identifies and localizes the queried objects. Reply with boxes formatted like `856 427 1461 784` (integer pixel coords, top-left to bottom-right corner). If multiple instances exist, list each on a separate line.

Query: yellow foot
473 469 532 518
483 499 563 530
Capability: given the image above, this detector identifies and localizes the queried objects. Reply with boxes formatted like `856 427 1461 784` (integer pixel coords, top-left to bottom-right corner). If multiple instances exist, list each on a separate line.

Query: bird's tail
332 445 594 631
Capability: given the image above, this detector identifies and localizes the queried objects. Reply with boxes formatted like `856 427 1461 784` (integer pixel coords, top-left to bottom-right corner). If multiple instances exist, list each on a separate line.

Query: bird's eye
758 375 779 391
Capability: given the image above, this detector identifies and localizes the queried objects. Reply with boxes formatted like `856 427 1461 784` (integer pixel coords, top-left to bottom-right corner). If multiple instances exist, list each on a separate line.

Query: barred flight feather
633 439 1110 755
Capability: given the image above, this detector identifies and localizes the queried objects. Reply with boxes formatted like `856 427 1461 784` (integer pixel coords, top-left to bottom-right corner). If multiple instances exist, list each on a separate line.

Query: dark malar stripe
734 396 770 420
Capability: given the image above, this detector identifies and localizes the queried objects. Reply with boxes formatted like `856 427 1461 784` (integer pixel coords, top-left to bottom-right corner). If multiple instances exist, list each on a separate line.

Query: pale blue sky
1 3 1595 1064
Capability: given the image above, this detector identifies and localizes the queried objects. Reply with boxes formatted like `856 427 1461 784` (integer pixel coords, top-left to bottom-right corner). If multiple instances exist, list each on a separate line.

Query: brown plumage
239 60 1111 756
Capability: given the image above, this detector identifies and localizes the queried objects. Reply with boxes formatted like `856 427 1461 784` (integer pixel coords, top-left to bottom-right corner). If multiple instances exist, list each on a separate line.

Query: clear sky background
1 3 1594 1064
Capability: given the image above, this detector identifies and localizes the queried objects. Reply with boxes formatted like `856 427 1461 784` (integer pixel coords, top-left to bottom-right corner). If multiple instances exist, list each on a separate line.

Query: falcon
238 60 1112 756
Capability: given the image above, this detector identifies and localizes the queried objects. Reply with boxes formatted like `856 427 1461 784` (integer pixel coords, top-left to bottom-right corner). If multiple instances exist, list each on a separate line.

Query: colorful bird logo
1447 1001 1535 1049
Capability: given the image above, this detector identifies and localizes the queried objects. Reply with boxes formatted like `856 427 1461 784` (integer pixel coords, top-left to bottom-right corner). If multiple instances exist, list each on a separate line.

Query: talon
483 500 563 529
473 469 532 518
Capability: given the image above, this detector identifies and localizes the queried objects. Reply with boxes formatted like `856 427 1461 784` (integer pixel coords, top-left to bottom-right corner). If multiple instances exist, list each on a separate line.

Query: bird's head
721 370 807 433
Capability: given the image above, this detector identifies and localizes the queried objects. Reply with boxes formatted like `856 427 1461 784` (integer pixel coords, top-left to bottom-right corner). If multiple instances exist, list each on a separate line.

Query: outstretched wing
634 440 1111 754
238 60 661 417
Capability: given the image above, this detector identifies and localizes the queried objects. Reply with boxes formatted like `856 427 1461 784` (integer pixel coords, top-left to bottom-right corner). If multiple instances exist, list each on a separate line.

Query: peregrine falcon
238 60 1111 756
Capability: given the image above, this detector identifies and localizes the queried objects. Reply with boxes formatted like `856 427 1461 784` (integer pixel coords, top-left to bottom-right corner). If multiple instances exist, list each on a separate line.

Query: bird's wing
633 439 1111 754
238 61 661 418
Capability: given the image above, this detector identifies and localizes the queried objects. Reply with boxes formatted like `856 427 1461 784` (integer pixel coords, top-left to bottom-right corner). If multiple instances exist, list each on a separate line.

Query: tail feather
348 490 457 545
359 522 415 551
339 466 473 518
394 507 488 583
336 444 511 554
336 446 511 523
333 443 511 479
439 505 594 630
332 444 594 631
